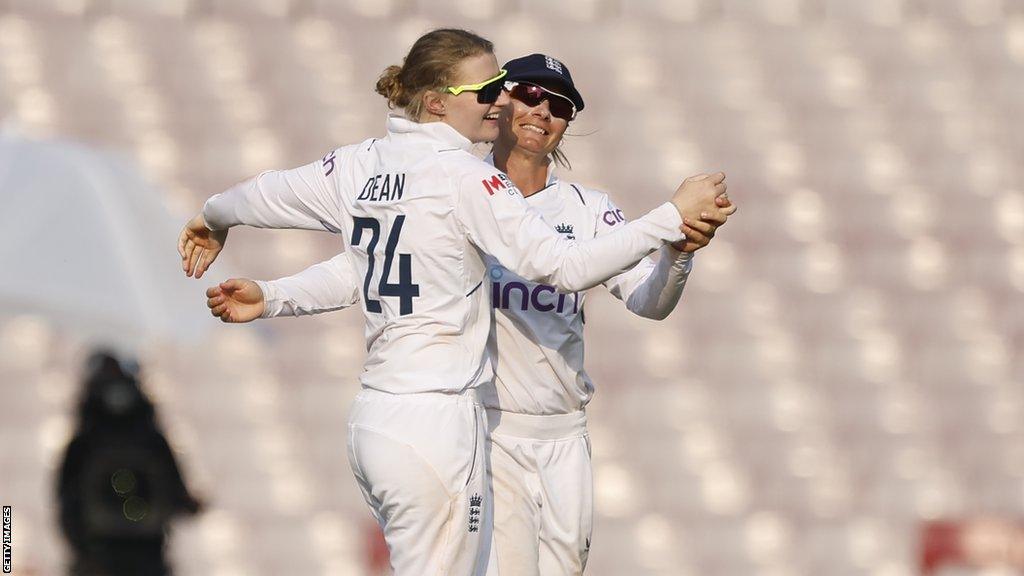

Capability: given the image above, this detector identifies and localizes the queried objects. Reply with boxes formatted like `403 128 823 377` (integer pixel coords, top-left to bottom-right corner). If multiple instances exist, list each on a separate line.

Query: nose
494 90 511 106
532 98 552 119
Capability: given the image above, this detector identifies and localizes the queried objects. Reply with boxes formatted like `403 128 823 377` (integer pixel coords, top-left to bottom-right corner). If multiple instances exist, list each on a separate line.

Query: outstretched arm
179 151 343 278
207 252 361 323
603 193 735 320
457 167 731 293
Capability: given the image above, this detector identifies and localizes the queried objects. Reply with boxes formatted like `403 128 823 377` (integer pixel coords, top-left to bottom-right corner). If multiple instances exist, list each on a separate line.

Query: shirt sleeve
599 193 693 320
455 165 684 293
254 252 362 318
202 150 345 234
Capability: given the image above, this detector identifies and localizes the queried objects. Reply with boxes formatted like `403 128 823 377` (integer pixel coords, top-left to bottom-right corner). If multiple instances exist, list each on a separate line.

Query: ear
423 90 447 117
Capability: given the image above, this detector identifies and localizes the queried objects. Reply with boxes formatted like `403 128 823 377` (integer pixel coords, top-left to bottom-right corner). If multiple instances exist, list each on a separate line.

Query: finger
206 286 222 298
681 226 710 246
700 210 728 225
721 203 738 216
194 250 208 279
182 239 196 272
195 248 217 279
184 240 199 275
681 220 712 239
207 295 226 309
220 309 232 323
715 194 732 207
177 229 188 259
211 303 228 317
188 248 205 279
710 172 726 184
683 218 716 235
684 173 709 183
714 182 727 196
683 218 713 234
221 278 245 293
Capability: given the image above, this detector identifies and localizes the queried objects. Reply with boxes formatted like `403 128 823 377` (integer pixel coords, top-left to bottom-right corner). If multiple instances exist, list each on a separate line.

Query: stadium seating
0 1 1020 574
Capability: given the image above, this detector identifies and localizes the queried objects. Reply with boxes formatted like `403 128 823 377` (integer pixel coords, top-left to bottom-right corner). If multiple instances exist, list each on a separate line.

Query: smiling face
497 79 571 159
436 52 509 144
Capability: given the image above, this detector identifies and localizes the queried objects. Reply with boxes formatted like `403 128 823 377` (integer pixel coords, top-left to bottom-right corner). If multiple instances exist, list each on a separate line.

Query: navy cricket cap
503 53 585 112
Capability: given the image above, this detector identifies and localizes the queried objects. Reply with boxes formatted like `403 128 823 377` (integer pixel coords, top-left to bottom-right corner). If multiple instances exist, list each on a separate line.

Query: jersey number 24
351 216 420 316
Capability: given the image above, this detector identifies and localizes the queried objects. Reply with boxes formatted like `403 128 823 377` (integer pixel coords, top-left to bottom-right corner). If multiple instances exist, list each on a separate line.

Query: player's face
498 80 570 158
443 52 508 143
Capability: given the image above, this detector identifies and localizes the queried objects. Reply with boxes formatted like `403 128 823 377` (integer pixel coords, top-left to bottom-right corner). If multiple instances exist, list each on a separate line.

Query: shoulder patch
602 205 626 226
593 190 627 227
482 172 517 196
322 150 337 177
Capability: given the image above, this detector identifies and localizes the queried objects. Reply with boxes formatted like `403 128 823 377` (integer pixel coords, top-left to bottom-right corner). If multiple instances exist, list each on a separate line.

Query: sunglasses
446 69 508 104
504 81 577 121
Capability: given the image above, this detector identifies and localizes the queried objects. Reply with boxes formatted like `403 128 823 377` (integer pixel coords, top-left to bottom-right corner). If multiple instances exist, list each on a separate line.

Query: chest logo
468 493 482 533
555 223 575 240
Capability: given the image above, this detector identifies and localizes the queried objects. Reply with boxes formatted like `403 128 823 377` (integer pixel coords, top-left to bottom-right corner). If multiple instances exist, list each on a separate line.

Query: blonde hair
376 28 494 120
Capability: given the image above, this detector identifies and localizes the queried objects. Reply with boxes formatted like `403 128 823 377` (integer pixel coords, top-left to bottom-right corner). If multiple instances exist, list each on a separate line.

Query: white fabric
348 388 491 575
254 252 362 318
252 155 693 412
487 409 593 576
481 166 693 414
202 116 683 395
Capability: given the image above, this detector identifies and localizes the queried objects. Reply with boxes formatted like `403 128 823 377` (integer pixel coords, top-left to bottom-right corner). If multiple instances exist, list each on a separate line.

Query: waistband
357 386 481 405
486 408 587 440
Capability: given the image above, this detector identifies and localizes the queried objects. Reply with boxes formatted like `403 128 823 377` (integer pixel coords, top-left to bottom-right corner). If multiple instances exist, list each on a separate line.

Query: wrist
253 280 275 318
665 242 693 259
200 196 229 231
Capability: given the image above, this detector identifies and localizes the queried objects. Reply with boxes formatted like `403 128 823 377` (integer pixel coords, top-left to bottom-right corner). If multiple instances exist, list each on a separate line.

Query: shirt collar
483 153 560 188
385 114 474 152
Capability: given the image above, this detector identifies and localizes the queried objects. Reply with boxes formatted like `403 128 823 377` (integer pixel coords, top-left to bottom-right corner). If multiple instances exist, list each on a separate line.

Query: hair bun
375 65 407 109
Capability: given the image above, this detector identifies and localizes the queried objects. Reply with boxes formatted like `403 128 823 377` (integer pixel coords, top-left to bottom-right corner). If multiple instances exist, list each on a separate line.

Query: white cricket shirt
258 161 694 414
204 116 684 395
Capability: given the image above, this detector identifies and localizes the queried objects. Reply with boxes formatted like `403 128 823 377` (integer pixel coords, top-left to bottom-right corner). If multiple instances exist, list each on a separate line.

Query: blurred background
0 0 1022 574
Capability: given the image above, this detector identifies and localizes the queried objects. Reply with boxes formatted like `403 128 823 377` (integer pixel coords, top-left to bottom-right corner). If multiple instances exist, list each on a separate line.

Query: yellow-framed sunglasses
445 69 508 103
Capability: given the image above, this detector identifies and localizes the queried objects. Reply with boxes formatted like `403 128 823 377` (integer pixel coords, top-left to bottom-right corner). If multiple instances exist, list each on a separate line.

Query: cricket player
199 52 735 574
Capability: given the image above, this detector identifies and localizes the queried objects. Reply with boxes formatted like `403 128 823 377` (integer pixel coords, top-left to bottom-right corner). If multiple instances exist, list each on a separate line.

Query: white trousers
347 388 492 576
486 409 593 576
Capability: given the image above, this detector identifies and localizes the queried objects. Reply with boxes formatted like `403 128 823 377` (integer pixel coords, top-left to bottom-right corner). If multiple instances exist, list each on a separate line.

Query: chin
477 125 500 143
515 137 548 154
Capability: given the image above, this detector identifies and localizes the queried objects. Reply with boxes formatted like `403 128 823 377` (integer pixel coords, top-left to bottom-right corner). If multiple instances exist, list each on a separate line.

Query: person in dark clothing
56 351 202 576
